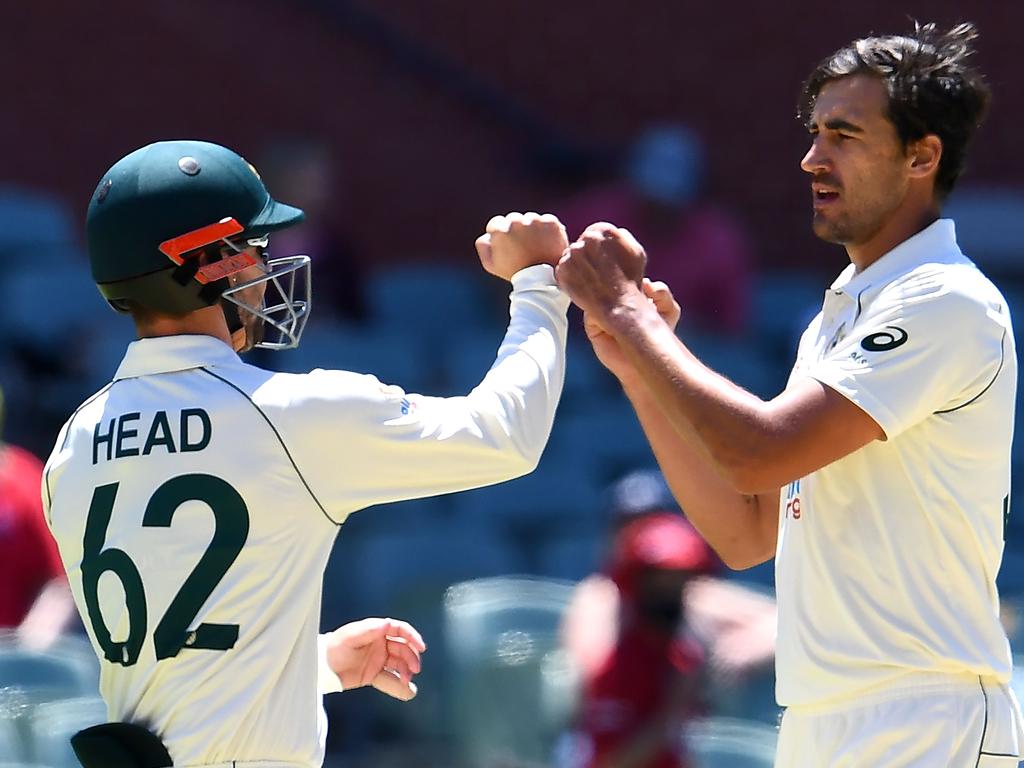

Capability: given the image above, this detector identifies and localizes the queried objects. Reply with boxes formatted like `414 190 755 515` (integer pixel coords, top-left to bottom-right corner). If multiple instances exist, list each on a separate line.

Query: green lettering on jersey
82 483 148 666
142 411 177 456
80 474 250 666
143 474 249 659
181 408 211 453
114 412 141 459
92 418 115 465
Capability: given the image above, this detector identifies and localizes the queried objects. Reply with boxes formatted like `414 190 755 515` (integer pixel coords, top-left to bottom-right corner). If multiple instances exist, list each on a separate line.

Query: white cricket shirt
776 219 1017 708
43 265 569 767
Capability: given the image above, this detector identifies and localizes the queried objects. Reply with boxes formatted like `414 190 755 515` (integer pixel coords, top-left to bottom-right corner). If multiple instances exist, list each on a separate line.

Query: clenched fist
555 222 648 319
475 212 568 282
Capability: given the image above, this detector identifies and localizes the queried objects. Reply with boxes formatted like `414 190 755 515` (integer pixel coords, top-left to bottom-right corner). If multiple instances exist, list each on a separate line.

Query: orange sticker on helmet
158 217 245 265
195 251 260 285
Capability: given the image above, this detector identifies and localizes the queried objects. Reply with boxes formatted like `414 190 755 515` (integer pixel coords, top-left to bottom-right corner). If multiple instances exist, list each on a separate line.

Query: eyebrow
808 117 866 134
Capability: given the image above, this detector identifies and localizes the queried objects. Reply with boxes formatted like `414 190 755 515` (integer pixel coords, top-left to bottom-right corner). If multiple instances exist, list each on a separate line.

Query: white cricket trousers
775 673 1024 767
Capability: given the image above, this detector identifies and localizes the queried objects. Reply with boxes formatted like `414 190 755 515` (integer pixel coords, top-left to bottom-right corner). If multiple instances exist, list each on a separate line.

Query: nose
800 137 830 175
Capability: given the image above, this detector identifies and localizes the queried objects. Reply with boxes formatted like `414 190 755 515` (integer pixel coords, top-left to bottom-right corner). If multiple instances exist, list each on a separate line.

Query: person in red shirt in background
568 512 714 768
0 385 77 648
558 124 754 337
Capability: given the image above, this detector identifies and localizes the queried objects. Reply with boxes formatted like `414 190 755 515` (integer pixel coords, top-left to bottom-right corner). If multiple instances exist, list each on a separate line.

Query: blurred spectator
559 125 754 336
0 385 76 649
256 139 369 324
562 470 776 685
561 512 712 768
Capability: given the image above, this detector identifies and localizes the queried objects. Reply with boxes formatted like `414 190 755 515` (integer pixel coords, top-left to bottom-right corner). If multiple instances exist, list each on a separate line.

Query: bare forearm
609 303 792 493
622 375 778 569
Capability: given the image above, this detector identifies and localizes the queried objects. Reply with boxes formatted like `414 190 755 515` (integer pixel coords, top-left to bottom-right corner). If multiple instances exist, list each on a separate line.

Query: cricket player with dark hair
557 22 1024 766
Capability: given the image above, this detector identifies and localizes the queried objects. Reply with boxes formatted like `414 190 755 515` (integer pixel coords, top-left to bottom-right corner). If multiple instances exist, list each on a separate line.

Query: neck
846 204 941 273
133 305 233 348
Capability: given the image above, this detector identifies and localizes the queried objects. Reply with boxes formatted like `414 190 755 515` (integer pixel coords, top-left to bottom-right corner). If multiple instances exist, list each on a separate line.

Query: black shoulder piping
199 367 340 526
44 381 116 524
935 328 1007 415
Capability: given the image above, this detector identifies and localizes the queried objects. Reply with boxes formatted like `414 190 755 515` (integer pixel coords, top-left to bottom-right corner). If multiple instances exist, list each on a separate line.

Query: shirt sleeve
806 276 1008 440
274 264 570 522
317 633 344 695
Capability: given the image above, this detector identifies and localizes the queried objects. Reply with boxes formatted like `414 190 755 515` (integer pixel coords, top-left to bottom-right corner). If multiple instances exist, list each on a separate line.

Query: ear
907 134 942 181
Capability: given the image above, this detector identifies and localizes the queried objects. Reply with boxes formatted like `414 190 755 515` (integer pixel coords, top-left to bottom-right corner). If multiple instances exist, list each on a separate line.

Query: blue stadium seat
449 447 603 535
547 399 655 488
0 186 76 252
946 187 1024 277
0 713 29 763
535 529 605 583
365 264 500 343
30 696 107 768
443 576 579 766
0 262 98 348
684 716 778 768
322 527 528 741
437 329 612 408
681 331 785 400
750 271 824 361
326 525 526 622
0 648 93 704
271 320 439 394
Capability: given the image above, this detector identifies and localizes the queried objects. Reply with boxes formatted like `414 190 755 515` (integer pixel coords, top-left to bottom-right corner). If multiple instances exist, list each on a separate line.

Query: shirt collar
113 335 241 381
831 218 965 297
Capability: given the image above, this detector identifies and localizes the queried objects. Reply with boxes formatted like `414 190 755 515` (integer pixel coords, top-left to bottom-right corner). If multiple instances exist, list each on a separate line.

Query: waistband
784 670 1003 716
185 762 311 768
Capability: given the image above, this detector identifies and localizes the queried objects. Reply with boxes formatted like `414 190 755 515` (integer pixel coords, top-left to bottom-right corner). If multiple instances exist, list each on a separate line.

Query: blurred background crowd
2 1 1024 766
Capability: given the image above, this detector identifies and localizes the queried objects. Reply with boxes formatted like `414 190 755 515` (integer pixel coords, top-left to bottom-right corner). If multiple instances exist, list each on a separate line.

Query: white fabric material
775 674 1024 767
316 633 343 695
776 220 1017 708
43 265 568 767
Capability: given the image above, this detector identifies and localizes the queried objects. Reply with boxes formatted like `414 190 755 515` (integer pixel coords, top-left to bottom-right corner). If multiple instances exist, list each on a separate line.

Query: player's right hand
324 617 426 702
475 212 568 282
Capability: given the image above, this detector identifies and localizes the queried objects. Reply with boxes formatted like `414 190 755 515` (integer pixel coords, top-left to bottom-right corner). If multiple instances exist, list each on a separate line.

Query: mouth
812 185 841 211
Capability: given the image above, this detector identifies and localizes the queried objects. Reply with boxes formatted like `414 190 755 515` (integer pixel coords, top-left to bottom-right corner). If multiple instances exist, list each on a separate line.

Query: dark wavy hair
798 22 991 200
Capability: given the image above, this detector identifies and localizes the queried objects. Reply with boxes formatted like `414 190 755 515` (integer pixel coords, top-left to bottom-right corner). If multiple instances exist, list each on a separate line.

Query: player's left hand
585 279 680 382
555 222 648 320
324 617 426 701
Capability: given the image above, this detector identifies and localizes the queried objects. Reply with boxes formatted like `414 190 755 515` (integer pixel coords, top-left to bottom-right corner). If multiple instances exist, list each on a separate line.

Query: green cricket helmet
86 139 312 350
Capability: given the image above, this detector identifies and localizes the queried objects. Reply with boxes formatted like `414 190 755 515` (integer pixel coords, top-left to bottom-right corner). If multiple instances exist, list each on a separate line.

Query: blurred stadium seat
681 331 786 400
547 399 655 488
366 264 499 344
271 319 438 394
0 186 76 252
444 576 578 767
324 525 528 741
0 648 94 705
0 713 29 763
750 271 823 363
945 187 1024 277
438 329 612 407
684 716 778 768
0 262 98 349
30 696 107 768
449 447 602 538
535 528 605 583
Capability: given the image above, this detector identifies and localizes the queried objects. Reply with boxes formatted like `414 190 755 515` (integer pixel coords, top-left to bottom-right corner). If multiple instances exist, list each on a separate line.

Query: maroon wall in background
2 1 1020 276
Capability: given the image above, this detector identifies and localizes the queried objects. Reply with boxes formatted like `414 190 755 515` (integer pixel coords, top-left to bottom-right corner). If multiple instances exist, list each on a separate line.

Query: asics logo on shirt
860 326 908 352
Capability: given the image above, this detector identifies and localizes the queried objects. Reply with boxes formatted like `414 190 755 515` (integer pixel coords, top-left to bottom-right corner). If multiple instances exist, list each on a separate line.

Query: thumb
372 669 418 702
475 234 493 269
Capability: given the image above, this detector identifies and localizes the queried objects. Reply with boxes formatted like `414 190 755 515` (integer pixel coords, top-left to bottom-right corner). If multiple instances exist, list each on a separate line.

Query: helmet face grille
220 254 312 350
